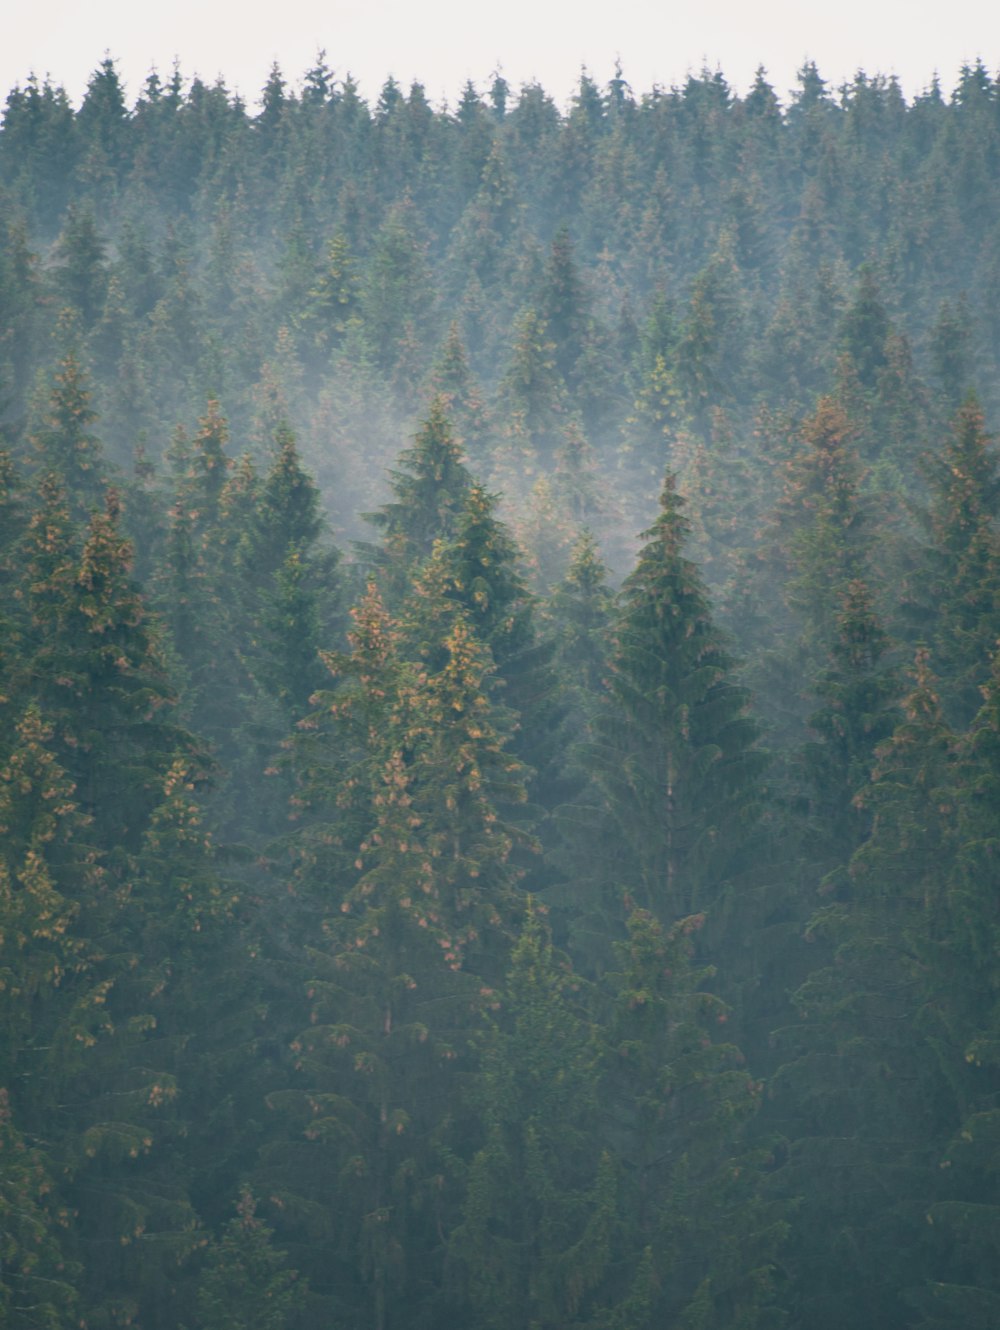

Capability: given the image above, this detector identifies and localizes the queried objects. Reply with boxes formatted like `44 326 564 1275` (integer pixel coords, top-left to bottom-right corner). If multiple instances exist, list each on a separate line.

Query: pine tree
538 226 592 388
777 396 869 658
362 199 435 387
296 231 362 366
286 581 404 893
425 482 567 840
569 474 765 948
29 353 108 522
0 218 43 434
27 488 188 853
196 1189 306 1330
909 394 1000 728
495 308 566 462
0 451 29 739
246 423 340 720
51 205 109 328
751 395 870 749
0 74 77 222
774 651 960 1330
903 647 1000 1328
362 396 472 603
929 296 976 410
546 528 613 728
539 529 618 938
76 57 130 197
158 413 341 842
802 578 901 880
425 322 489 469
623 290 686 493
0 1087 77 1330
0 704 95 1094
838 265 891 393
0 628 210 1327
599 907 785 1330
674 238 748 431
268 578 528 1329
445 138 523 306
447 905 616 1330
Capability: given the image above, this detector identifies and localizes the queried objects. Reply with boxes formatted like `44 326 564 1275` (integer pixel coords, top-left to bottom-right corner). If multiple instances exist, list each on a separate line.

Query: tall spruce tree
29 353 108 522
196 1189 306 1330
546 528 614 725
264 576 529 1329
802 578 901 884
903 646 1000 1328
565 473 766 971
0 451 29 741
750 395 870 750
241 423 341 721
431 482 565 788
447 905 615 1330
774 651 961 1330
0 1085 78 1329
362 395 472 604
598 906 787 1330
0 481 229 1328
908 394 1000 728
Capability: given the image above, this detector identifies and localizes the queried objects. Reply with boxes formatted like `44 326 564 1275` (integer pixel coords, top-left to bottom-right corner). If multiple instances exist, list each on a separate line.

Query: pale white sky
2 0 996 110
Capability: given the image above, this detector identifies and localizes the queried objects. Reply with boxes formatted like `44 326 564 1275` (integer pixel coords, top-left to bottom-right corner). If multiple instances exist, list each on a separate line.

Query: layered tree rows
2 58 1000 1330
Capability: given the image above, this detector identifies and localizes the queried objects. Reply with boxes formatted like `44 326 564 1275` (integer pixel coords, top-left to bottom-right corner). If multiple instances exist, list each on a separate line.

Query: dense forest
2 52 1000 1329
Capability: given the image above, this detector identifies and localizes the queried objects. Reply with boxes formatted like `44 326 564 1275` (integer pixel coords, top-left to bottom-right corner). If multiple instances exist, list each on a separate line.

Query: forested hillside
2 55 1000 1330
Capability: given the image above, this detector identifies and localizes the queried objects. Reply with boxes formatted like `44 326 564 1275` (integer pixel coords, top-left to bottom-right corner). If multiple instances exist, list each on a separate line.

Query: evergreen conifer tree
567 474 765 955
29 353 108 522
362 396 472 603
268 577 529 1329
909 395 1000 728
447 905 615 1330
802 578 901 881
775 651 960 1330
196 1189 306 1330
598 907 785 1330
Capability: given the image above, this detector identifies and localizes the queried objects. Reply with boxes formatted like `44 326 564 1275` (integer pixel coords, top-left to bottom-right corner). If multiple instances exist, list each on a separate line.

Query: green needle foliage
566 473 766 962
3 54 1000 1330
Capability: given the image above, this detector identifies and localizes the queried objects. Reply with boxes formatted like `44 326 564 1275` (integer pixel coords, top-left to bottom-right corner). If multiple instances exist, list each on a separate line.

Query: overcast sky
3 0 997 111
